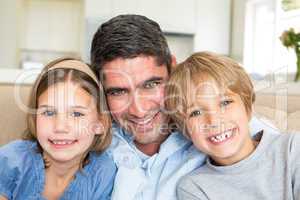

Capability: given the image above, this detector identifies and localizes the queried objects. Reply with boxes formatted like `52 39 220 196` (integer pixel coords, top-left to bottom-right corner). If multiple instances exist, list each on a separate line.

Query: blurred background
0 0 300 145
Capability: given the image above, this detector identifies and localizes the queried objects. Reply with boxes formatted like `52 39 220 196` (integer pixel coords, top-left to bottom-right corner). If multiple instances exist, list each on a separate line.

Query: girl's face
36 81 102 165
185 80 255 166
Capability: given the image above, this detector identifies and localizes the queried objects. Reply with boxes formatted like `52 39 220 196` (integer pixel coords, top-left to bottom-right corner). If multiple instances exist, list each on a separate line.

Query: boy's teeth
209 130 233 143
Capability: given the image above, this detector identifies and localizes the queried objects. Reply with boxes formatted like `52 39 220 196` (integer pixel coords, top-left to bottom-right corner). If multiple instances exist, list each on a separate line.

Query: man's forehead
100 56 168 87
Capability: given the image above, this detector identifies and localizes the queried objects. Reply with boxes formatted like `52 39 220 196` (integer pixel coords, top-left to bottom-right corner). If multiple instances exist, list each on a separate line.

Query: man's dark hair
90 14 172 74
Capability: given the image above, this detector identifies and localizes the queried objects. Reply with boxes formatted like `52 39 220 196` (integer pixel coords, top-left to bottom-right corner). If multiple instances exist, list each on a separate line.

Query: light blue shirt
109 124 206 200
0 140 116 200
109 117 280 200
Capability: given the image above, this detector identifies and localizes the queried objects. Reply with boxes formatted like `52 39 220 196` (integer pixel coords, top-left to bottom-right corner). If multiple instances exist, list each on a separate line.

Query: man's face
101 56 169 146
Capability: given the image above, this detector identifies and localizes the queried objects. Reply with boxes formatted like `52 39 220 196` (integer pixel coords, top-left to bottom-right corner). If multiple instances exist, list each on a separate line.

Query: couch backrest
0 84 31 146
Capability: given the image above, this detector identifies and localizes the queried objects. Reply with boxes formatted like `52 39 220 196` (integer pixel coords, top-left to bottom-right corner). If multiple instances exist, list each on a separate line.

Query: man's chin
132 129 169 145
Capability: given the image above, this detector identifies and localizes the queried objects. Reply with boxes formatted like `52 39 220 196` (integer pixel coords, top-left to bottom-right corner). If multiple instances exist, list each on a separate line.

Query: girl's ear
93 121 105 135
94 114 110 135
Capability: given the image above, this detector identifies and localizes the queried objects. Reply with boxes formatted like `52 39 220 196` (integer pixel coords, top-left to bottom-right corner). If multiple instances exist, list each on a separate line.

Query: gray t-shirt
177 131 300 200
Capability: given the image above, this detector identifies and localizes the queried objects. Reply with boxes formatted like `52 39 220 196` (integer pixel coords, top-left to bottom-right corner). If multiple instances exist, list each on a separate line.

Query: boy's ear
171 55 177 70
247 106 254 121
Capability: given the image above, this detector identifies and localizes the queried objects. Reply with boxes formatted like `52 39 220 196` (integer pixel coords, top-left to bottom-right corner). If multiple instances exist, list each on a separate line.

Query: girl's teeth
52 140 74 145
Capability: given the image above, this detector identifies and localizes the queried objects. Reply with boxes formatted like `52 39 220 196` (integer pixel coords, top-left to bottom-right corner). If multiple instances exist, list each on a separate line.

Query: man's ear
171 55 177 70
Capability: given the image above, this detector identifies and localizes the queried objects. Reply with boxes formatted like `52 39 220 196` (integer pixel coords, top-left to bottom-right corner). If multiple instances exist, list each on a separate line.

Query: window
244 0 300 78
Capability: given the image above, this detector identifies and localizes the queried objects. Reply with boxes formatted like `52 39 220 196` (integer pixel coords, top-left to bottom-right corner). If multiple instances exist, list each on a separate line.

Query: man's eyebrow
139 76 165 87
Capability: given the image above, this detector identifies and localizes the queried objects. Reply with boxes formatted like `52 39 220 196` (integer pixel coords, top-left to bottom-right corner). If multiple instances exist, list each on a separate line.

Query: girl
0 58 116 199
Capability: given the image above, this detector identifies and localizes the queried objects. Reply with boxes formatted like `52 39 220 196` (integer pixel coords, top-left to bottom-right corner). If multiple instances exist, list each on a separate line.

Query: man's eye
144 81 161 89
189 110 203 118
106 89 126 96
71 112 85 117
42 110 55 117
220 99 233 107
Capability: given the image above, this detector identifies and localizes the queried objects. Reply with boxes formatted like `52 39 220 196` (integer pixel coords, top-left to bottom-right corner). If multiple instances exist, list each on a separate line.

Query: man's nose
128 93 154 118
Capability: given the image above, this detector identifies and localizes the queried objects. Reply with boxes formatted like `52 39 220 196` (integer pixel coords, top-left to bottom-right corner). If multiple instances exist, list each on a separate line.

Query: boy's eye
189 110 203 118
144 81 161 89
71 112 85 117
42 110 56 117
220 99 233 107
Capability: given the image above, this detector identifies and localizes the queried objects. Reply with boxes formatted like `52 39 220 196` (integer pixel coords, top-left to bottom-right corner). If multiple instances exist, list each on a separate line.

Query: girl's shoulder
82 151 116 198
0 140 39 167
0 140 41 199
0 139 37 155
87 150 117 175
66 151 116 198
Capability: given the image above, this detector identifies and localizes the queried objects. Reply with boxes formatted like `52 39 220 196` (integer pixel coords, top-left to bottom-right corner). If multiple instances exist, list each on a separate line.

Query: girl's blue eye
189 110 203 118
71 112 84 117
42 110 55 117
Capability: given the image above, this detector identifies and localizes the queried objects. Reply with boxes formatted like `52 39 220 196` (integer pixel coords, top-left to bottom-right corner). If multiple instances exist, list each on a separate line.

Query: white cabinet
0 0 20 68
194 0 232 55
22 0 83 53
84 0 196 34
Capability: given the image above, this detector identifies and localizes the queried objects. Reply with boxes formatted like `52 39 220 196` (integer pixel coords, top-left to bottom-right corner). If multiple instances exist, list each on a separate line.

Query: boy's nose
205 112 221 127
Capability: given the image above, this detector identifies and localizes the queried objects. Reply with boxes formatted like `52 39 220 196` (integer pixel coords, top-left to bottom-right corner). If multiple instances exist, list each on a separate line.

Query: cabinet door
111 0 196 34
23 0 82 52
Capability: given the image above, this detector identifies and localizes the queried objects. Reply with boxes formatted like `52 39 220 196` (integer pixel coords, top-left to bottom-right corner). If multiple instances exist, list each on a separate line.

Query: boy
165 51 300 200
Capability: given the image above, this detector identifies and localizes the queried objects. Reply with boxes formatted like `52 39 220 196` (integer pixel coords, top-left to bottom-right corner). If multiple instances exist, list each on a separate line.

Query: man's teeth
209 130 233 143
51 140 74 145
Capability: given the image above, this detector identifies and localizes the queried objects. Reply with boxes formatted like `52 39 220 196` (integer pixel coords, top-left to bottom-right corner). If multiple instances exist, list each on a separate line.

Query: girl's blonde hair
165 51 255 138
23 57 112 168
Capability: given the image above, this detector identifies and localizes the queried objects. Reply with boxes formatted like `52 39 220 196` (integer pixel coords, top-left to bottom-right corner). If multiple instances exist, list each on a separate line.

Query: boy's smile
206 127 236 144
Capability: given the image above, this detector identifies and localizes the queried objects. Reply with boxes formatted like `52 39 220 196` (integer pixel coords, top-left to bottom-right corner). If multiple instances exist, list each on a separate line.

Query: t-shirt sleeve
291 133 300 199
0 141 25 199
91 152 117 200
177 177 208 200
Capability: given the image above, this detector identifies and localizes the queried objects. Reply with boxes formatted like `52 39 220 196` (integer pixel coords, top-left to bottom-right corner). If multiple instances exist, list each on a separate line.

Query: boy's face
185 80 254 165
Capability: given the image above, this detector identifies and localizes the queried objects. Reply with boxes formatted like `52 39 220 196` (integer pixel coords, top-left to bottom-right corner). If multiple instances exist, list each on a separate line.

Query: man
90 14 275 200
